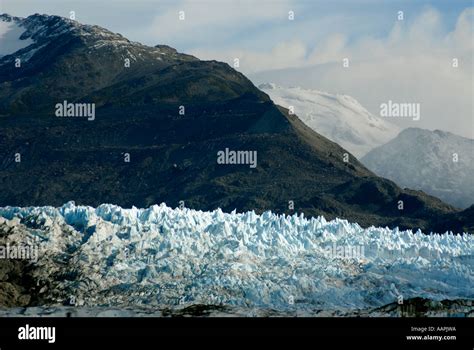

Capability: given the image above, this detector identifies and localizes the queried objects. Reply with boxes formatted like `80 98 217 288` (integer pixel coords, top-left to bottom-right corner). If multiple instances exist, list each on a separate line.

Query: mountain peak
0 13 133 57
362 127 474 209
433 129 458 139
0 13 203 113
258 82 279 90
399 127 470 142
0 13 33 58
0 13 200 66
398 127 425 136
0 13 15 21
259 83 400 157
154 44 177 53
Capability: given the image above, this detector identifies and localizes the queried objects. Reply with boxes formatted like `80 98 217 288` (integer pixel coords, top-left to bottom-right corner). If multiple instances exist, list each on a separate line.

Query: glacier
0 202 472 316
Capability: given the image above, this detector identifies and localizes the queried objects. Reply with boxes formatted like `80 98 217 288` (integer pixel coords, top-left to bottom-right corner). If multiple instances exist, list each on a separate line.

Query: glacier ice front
0 202 472 314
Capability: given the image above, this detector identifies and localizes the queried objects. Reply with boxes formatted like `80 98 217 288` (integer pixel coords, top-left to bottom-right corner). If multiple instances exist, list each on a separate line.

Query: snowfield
0 16 33 57
0 202 472 315
258 83 400 157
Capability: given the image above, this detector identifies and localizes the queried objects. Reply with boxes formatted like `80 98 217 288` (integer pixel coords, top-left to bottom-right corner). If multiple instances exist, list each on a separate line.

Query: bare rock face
0 218 35 307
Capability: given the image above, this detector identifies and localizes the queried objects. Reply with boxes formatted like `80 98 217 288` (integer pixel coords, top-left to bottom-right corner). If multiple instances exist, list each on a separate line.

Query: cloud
147 0 294 49
238 7 473 139
190 40 308 72
146 2 474 138
2 1 472 137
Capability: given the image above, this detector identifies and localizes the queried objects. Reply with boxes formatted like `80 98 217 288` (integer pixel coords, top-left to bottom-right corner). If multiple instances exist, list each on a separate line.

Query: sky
1 0 473 137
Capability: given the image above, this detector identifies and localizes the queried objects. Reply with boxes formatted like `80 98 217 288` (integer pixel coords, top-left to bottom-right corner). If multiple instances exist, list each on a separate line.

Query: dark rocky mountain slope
0 13 471 233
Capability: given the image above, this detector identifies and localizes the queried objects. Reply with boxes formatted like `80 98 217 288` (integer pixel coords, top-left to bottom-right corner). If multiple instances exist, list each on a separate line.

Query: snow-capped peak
9 13 130 46
0 14 34 57
0 13 193 66
258 83 401 157
0 13 84 62
361 127 474 209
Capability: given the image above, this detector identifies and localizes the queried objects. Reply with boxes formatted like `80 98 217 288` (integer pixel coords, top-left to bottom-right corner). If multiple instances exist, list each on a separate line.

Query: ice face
0 202 472 313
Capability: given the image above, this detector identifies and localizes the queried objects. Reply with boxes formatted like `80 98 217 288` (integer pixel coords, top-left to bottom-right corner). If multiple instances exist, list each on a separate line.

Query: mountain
0 13 199 115
0 13 471 233
361 128 474 209
258 83 400 158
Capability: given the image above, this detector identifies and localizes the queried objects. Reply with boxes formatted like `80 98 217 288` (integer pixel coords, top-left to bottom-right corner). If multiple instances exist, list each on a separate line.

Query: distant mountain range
258 83 400 158
258 83 473 209
362 127 474 209
0 13 472 233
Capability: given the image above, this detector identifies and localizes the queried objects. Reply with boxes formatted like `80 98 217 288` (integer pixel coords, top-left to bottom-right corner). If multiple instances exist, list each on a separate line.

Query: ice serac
258 83 400 157
362 127 474 209
0 203 472 314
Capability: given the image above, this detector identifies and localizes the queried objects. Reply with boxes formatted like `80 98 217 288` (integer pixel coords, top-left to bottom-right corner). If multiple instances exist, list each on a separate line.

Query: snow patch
0 19 33 57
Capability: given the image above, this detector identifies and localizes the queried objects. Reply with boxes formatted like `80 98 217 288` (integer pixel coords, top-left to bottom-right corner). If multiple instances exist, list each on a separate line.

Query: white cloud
190 40 307 72
147 0 293 48
241 7 473 138
2 2 471 137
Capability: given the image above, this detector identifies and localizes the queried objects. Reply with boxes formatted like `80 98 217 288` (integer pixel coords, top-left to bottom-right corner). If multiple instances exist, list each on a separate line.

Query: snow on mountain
1 202 472 314
258 83 400 158
361 128 474 209
0 14 34 57
0 13 123 49
0 13 190 65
